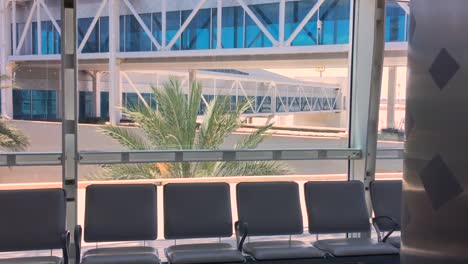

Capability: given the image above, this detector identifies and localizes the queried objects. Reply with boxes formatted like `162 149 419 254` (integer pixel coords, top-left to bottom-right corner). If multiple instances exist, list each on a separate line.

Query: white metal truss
285 0 325 46
123 0 162 50
78 0 108 53
121 71 150 108
236 0 279 46
15 0 38 55
166 0 207 50
38 0 60 35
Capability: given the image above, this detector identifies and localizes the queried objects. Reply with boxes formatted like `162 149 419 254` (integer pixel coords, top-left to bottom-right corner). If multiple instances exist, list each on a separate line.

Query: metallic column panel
403 0 468 263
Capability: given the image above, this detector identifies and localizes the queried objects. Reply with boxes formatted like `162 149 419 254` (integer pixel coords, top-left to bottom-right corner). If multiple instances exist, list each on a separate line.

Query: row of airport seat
0 180 402 264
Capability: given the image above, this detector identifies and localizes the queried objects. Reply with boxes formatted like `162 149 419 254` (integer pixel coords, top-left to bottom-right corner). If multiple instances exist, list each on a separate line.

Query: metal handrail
0 148 404 166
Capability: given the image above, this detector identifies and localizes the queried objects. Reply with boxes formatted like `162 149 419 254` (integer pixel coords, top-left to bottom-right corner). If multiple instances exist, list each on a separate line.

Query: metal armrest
61 231 70 264
372 216 400 242
74 225 82 264
235 221 248 251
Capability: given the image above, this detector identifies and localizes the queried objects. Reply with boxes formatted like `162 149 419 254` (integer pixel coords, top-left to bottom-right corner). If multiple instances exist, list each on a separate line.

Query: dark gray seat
163 183 245 264
370 180 402 249
236 182 325 260
304 181 399 257
0 189 69 264
76 184 159 264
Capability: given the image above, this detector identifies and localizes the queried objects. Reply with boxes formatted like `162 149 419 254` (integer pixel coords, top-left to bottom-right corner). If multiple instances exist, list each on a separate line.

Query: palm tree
98 78 290 179
0 72 29 151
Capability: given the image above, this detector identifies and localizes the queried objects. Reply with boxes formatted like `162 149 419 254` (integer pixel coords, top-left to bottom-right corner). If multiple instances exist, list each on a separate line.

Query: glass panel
124 13 152 52
100 91 109 119
152 12 162 50
245 3 279 48
166 11 181 50
376 65 406 178
181 8 211 50
214 6 244 49
385 2 407 42
78 18 99 53
100 16 109 52
285 0 319 46
320 0 351 45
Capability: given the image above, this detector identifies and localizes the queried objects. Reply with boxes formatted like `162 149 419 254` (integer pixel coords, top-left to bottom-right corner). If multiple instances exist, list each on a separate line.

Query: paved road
0 121 403 183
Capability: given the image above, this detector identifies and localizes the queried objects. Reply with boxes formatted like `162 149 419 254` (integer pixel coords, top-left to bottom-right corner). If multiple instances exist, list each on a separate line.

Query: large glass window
245 3 279 48
285 0 319 46
124 14 152 52
385 2 407 42
100 16 109 52
213 6 244 49
32 21 61 54
13 90 56 121
320 0 350 45
166 11 181 50
78 18 99 53
181 9 211 50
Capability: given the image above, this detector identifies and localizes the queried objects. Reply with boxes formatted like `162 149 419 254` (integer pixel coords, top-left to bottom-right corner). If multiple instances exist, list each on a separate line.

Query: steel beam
109 0 121 125
60 0 78 261
348 0 386 238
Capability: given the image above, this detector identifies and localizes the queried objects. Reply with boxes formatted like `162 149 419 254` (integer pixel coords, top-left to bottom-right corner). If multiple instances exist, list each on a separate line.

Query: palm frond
0 119 30 151
99 125 149 150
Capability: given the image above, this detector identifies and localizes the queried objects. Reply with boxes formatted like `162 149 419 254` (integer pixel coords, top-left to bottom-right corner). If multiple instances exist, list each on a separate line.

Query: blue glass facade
24 1 409 55
385 2 407 42
13 90 57 120
32 21 61 54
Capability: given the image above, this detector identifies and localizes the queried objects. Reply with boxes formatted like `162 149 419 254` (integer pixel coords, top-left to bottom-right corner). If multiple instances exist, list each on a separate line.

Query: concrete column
0 0 14 119
60 0 79 260
108 0 121 125
403 1 468 263
1 64 14 119
92 71 101 117
386 66 396 129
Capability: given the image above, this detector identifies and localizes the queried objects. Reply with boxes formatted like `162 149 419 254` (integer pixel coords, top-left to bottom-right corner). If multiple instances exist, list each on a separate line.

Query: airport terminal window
78 18 99 53
32 21 61 54
386 2 407 42
166 11 182 50
13 90 56 121
100 92 109 119
286 0 318 46
100 17 109 52
17 0 410 55
213 6 244 49
181 9 211 50
256 96 272 113
79 91 94 120
152 13 163 50
245 3 279 48
320 0 350 45
124 13 152 52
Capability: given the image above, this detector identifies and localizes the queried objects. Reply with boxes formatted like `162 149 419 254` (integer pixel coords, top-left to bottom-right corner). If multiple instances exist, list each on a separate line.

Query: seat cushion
82 246 160 264
165 243 245 264
386 236 401 249
243 240 325 260
0 256 62 264
313 238 399 257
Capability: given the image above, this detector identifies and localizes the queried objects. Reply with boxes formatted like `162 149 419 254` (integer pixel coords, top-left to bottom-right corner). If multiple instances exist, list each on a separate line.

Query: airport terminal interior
0 0 466 263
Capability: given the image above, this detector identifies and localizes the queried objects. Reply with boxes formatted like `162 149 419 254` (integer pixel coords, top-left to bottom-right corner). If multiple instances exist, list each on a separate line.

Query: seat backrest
0 188 66 252
84 184 157 242
237 182 303 236
370 180 402 231
164 183 232 239
304 181 370 234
